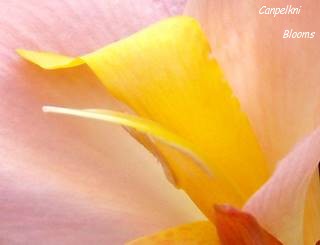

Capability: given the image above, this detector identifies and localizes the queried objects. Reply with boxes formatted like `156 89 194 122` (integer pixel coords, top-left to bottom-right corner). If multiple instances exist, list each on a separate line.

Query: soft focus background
0 1 204 244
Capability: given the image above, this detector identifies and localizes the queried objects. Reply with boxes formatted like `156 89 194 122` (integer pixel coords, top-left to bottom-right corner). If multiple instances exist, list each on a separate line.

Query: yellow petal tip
17 49 84 69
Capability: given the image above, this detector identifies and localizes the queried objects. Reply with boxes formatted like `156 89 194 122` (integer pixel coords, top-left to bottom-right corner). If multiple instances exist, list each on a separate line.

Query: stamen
42 105 213 178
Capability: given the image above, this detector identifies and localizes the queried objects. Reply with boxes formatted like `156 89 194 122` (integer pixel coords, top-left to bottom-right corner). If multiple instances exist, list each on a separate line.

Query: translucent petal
244 127 320 244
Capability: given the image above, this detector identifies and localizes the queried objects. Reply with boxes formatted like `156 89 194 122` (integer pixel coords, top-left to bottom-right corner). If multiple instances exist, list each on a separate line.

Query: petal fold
244 127 320 245
18 16 269 216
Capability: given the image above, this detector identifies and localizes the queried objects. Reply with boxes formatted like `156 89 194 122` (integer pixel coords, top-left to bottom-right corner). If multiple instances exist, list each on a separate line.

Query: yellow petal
18 16 269 216
126 221 219 245
16 49 84 69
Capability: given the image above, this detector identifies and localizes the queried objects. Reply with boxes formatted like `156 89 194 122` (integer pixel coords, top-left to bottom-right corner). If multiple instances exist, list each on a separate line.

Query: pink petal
0 1 204 244
244 127 320 244
185 2 320 243
185 0 320 164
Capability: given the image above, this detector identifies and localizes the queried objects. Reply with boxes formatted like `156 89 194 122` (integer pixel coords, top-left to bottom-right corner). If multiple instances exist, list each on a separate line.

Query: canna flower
2 0 319 244
18 10 320 245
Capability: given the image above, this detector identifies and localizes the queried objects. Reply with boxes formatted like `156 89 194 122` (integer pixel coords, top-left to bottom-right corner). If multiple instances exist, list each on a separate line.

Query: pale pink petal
0 1 205 244
185 0 320 164
244 127 320 244
185 2 320 243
